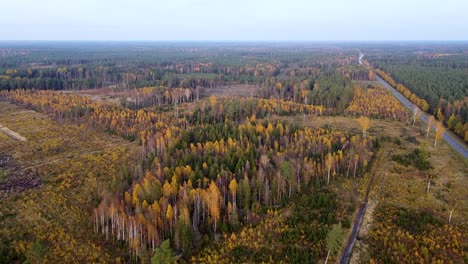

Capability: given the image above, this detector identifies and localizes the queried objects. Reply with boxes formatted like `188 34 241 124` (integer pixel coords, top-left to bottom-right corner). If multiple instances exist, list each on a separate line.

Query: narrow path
339 149 390 263
22 141 135 170
339 150 382 264
340 201 367 264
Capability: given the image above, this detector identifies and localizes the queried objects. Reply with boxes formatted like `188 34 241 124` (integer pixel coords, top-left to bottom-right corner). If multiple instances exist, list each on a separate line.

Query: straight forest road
375 75 468 159
360 53 468 159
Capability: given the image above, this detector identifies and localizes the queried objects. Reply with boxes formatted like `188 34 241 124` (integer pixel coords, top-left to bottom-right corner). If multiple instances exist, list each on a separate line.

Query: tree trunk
353 160 358 178
346 160 351 178
325 250 330 264
426 178 431 193
296 170 301 192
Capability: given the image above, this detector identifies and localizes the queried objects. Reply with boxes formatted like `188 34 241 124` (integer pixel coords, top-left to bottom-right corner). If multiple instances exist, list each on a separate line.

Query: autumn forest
0 42 467 263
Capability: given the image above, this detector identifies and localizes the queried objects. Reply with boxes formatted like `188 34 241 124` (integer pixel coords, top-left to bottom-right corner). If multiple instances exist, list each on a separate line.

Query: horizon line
1 39 468 43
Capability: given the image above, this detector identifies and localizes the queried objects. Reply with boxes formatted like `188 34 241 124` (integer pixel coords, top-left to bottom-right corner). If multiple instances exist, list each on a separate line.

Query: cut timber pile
0 124 27 141
0 153 40 199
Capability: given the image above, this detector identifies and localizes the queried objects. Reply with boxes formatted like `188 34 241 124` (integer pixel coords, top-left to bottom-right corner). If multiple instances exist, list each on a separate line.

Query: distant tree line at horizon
0 44 368 116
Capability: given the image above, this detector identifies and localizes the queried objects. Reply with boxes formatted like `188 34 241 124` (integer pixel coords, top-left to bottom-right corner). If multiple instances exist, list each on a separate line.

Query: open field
275 114 411 139
201 84 261 97
62 87 125 103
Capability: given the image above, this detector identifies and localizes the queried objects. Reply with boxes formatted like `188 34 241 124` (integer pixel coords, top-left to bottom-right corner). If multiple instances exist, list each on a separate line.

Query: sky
1 0 467 41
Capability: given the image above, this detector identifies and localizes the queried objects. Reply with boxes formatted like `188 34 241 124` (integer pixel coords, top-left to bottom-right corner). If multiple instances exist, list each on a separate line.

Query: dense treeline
0 43 356 91
368 52 468 142
340 65 375 81
369 54 467 103
375 70 430 112
346 85 408 120
258 73 353 113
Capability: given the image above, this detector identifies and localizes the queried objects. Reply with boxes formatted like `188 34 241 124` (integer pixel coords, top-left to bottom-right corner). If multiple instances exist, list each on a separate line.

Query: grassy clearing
275 114 409 139
0 101 132 169
201 84 260 97
0 101 139 262
0 169 6 181
63 87 126 104
374 122 468 222
353 117 467 263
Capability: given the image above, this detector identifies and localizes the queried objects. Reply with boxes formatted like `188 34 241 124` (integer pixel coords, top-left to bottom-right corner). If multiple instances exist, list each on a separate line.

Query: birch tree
434 122 445 147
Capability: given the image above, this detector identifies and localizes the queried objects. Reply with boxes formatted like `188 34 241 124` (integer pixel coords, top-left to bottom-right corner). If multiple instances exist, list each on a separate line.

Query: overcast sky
1 0 467 41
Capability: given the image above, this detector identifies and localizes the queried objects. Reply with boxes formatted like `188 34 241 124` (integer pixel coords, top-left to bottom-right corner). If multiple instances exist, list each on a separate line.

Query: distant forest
0 43 373 113
1 42 467 140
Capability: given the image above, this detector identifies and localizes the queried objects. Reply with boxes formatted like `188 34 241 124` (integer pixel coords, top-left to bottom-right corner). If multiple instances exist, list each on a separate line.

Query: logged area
0 42 467 263
0 101 139 262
